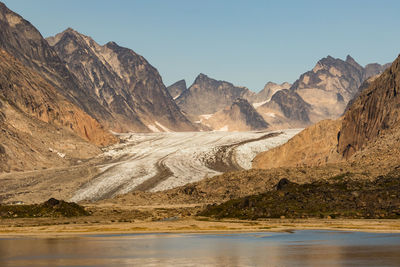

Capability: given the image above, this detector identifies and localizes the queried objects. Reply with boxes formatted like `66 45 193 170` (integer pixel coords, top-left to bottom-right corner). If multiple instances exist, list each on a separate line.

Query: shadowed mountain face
176 74 254 115
338 55 400 158
262 89 311 123
167 80 187 99
47 29 196 132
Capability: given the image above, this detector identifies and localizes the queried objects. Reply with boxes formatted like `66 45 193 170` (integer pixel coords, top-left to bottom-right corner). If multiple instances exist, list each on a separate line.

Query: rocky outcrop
338 55 400 158
47 28 196 132
203 98 269 131
167 79 187 99
176 73 254 115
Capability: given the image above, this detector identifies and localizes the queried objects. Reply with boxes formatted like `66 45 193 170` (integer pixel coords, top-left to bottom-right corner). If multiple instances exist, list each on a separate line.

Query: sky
3 0 400 92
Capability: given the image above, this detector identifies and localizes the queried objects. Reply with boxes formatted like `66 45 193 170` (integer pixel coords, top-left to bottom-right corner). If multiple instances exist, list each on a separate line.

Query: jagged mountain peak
48 28 196 132
176 74 253 115
167 79 187 99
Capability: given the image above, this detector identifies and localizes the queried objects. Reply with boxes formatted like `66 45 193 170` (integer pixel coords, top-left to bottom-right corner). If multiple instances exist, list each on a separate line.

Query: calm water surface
0 230 400 266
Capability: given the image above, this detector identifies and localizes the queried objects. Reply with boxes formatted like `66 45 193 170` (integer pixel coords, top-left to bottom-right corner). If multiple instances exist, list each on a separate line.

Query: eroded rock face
47 29 196 132
176 73 254 115
338 55 400 158
167 80 187 99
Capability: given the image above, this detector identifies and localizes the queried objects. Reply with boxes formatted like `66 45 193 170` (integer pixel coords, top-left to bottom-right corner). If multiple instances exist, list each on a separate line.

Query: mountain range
0 1 393 174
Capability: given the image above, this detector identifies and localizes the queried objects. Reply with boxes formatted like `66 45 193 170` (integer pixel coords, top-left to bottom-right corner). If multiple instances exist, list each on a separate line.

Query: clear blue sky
3 0 399 91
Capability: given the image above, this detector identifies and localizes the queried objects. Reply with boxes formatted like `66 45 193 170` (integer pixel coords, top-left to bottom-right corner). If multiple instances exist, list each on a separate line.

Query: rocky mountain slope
0 48 116 146
253 119 342 169
251 81 291 104
167 80 187 99
290 55 389 122
0 2 114 127
338 55 400 158
201 98 269 131
254 55 400 170
175 73 254 116
0 51 106 172
47 28 196 132
256 89 312 128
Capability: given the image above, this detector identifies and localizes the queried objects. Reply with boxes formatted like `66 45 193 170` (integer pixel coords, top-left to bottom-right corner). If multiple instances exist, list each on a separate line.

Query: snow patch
155 121 172 132
48 148 66 158
199 114 214 120
217 125 229 131
264 112 276 118
252 100 269 108
147 124 160 132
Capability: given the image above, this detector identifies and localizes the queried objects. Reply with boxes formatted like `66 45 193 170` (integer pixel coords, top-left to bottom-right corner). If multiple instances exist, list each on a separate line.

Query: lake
0 230 399 266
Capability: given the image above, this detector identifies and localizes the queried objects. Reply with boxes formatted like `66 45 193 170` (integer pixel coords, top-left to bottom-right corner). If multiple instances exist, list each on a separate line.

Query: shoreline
1 218 400 238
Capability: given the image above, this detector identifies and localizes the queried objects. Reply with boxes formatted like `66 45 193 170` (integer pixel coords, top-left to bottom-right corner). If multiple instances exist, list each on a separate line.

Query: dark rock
45 198 60 206
276 178 292 190
167 79 187 99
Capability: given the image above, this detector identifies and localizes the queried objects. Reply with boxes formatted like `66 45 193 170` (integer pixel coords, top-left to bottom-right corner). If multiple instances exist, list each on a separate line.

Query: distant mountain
176 73 254 115
201 98 269 131
167 80 187 99
254 55 400 168
257 89 311 128
290 55 389 121
47 28 196 132
251 82 291 104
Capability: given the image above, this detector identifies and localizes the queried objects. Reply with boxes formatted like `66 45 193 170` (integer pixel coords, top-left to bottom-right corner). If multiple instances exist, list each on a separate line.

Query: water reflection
0 231 399 266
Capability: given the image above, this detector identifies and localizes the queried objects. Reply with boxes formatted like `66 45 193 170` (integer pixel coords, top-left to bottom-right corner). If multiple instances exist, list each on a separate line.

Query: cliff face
167 80 187 99
47 29 196 132
338 55 400 158
0 49 117 146
176 74 254 115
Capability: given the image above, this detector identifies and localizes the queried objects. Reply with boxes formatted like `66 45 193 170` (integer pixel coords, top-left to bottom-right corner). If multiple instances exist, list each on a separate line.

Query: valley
0 129 300 204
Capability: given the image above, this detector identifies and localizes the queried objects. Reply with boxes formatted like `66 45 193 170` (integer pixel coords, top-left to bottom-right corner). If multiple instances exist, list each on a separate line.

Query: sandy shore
1 218 400 238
